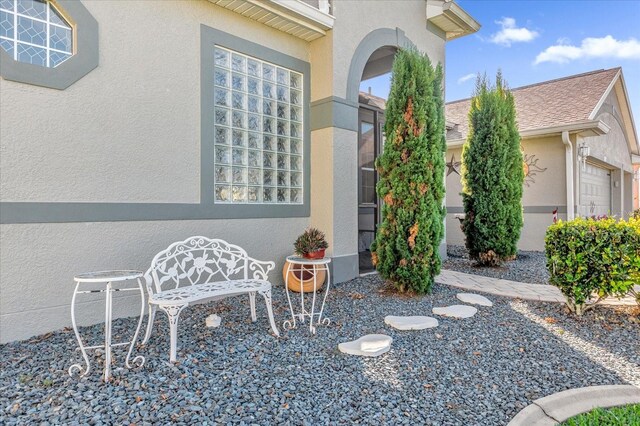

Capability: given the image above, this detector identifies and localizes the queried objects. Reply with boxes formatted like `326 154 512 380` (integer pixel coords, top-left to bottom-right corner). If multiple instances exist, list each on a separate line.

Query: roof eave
209 0 335 42
427 1 481 41
446 120 611 148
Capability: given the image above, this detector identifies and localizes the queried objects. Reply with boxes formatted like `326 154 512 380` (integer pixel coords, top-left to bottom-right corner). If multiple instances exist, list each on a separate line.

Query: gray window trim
0 25 310 224
200 24 311 215
0 0 99 90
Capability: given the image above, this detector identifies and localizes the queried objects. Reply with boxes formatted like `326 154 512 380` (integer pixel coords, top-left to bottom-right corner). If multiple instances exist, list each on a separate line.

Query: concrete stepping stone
338 334 392 357
384 315 439 330
432 305 477 319
456 293 493 307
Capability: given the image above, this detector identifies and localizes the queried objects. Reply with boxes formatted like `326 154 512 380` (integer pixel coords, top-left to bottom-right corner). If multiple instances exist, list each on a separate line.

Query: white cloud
457 73 476 84
489 17 539 46
535 35 640 64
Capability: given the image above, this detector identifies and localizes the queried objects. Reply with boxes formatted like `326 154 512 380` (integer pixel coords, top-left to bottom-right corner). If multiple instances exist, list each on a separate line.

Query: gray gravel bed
443 245 550 284
1 275 637 425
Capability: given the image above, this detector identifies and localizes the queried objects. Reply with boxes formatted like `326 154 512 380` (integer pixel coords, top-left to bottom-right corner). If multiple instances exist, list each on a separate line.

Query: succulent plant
294 228 328 256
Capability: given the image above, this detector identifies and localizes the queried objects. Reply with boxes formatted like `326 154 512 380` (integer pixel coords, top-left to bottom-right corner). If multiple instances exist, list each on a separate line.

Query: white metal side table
69 270 146 382
283 256 332 334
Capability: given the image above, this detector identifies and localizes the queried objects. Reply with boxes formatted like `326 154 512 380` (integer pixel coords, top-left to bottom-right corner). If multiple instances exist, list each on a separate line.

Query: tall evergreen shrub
370 48 446 293
461 73 523 265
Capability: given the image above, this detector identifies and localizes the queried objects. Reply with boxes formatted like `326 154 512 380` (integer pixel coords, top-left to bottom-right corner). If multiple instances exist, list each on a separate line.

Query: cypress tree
461 72 523 265
370 48 446 293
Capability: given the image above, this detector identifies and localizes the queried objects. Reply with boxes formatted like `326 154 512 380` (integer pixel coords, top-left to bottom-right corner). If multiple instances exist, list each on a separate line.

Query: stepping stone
205 314 221 328
338 334 392 357
432 305 477 319
456 293 493 307
384 315 439 330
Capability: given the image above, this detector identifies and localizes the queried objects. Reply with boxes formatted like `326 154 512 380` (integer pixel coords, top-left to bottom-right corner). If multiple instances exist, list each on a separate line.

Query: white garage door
580 163 611 217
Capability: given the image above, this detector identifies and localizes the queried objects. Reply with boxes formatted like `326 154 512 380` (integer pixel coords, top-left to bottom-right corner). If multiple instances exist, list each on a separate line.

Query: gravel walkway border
508 385 640 425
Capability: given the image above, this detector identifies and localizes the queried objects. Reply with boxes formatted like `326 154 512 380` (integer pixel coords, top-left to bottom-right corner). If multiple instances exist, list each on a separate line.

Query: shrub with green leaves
370 48 446 293
461 73 523 266
545 217 640 315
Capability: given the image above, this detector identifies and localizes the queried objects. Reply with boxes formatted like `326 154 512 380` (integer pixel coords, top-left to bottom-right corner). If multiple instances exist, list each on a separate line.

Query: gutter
562 131 575 221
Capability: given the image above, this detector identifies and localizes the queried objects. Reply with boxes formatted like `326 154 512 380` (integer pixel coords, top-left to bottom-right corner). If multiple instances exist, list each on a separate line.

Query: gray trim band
310 96 359 131
0 0 98 90
0 202 310 224
446 206 569 214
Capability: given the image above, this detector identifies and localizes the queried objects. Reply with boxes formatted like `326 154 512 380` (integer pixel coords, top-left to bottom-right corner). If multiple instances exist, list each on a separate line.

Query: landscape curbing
507 385 640 426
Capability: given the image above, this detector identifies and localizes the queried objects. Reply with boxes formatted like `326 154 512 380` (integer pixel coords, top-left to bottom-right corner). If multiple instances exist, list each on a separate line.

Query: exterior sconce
578 144 591 171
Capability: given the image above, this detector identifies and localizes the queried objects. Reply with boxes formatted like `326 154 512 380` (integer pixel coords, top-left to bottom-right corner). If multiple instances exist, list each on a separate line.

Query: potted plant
294 227 328 259
283 228 329 293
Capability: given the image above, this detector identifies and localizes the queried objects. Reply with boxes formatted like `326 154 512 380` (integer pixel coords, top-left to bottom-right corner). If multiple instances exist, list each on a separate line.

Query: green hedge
545 217 640 315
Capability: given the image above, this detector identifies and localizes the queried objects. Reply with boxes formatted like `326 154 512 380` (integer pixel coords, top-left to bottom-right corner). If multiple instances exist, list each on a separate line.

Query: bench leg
142 303 157 345
160 305 186 362
259 289 280 337
249 292 257 322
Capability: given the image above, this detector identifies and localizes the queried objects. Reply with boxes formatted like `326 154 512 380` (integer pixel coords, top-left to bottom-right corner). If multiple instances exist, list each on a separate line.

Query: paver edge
507 385 640 426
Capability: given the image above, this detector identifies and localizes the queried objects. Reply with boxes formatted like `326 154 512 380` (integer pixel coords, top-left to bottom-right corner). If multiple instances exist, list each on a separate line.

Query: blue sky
360 0 640 126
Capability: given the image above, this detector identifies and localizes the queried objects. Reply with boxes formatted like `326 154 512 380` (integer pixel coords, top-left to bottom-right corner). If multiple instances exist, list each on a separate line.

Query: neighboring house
445 68 640 251
0 0 479 342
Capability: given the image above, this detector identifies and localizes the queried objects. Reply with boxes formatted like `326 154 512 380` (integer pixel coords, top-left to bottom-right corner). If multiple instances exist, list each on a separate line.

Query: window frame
201 24 310 218
0 0 98 90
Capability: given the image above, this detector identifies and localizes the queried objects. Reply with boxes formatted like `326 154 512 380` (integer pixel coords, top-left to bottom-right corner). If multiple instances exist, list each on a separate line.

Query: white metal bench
141 236 279 362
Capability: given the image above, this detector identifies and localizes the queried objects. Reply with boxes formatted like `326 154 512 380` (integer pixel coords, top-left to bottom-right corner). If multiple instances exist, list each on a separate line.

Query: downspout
562 131 575 220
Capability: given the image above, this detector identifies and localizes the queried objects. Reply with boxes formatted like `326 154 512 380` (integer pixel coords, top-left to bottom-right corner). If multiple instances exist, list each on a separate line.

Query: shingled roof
446 68 621 141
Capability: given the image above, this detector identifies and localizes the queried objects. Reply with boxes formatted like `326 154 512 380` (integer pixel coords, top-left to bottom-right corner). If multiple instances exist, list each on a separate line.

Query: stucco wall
0 218 305 342
445 136 567 251
0 1 309 203
0 1 313 342
582 90 633 173
331 1 445 99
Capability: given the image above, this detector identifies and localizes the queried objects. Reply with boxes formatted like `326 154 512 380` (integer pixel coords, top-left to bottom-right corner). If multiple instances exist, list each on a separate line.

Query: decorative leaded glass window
0 0 73 68
213 46 304 204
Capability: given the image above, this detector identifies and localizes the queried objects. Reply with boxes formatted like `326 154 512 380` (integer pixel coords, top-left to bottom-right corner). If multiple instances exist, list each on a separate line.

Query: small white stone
384 315 439 330
338 334 392 357
432 305 477 319
205 314 221 328
456 293 493 307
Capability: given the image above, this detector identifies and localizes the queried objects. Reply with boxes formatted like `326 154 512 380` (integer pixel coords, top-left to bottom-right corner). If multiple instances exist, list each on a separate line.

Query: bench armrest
246 257 275 280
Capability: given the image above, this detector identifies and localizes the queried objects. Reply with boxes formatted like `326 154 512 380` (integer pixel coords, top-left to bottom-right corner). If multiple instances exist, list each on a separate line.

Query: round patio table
68 270 146 382
283 256 332 334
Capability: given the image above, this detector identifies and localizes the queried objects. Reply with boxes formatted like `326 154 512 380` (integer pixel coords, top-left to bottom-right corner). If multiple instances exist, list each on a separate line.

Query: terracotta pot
302 249 325 259
282 260 327 293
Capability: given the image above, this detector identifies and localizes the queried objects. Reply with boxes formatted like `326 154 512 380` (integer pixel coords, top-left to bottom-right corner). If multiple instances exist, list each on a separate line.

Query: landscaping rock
0 274 636 426
384 316 438 330
338 334 392 357
205 314 221 328
443 244 549 284
457 293 493 307
432 305 478 318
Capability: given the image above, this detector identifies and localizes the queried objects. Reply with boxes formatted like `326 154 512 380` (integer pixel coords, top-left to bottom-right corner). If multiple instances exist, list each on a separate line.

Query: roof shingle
446 68 620 140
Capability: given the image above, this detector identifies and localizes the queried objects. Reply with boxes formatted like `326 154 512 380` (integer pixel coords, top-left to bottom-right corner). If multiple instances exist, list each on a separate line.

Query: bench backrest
146 236 249 293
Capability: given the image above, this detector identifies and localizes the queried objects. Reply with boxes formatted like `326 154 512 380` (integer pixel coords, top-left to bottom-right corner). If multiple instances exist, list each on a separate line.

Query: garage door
580 163 611 217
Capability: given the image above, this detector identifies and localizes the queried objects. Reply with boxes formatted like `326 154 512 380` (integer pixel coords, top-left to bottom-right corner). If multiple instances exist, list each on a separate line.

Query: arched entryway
346 29 415 274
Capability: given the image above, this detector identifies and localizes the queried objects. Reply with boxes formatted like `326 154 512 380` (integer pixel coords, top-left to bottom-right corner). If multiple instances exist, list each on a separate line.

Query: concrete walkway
436 269 637 306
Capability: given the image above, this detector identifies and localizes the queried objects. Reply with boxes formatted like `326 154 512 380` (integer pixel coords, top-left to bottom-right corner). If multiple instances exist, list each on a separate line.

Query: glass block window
213 46 304 204
0 0 73 68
